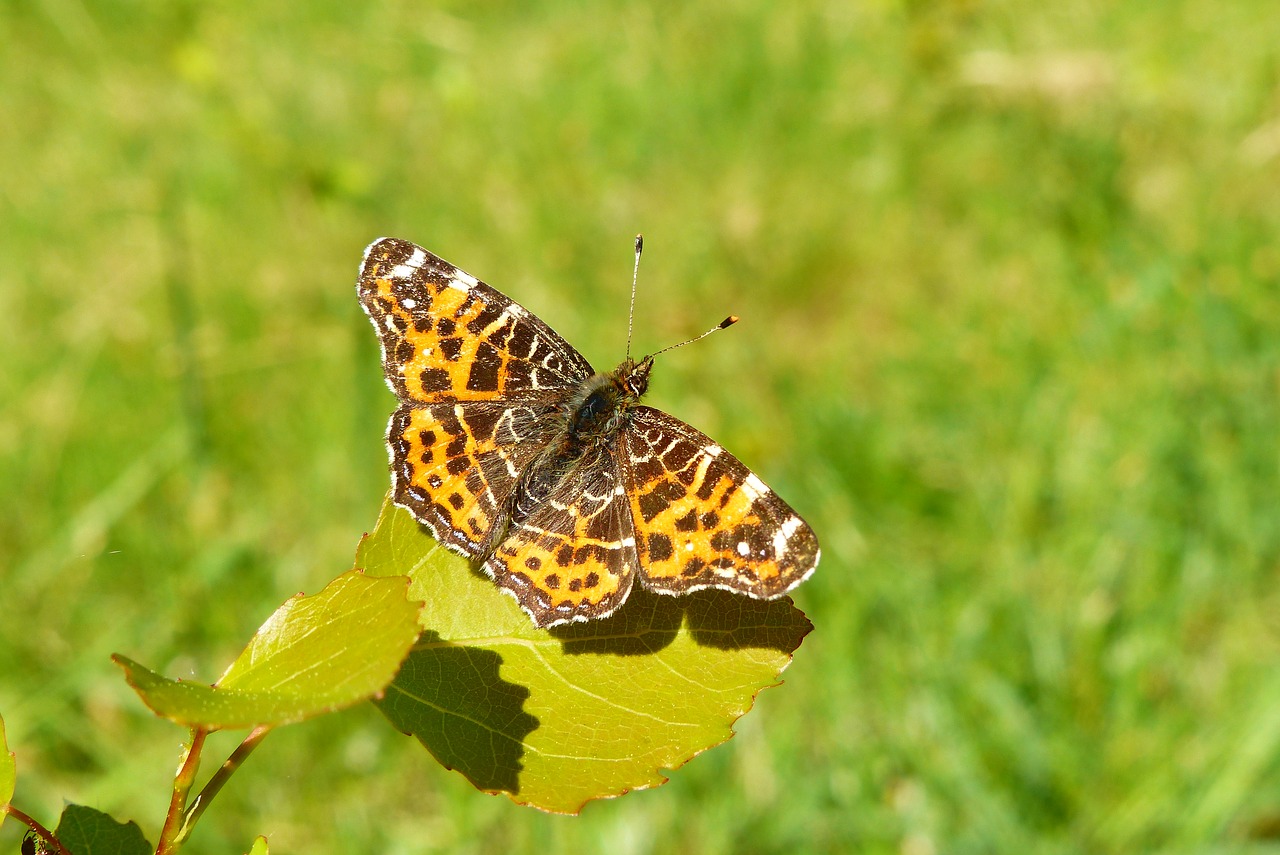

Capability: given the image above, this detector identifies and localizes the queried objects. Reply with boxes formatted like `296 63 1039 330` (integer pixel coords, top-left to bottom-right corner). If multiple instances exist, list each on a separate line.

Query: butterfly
357 237 819 628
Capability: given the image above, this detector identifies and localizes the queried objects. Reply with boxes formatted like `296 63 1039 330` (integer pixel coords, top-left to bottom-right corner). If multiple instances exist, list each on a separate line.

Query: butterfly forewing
358 237 594 403
620 407 819 598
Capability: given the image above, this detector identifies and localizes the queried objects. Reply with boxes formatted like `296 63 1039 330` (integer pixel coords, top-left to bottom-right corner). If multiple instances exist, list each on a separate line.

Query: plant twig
6 804 73 855
176 725 272 846
156 727 207 855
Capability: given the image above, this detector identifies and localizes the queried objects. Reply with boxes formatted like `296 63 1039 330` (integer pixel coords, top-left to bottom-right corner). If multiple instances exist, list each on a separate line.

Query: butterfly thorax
502 356 652 535
566 356 653 446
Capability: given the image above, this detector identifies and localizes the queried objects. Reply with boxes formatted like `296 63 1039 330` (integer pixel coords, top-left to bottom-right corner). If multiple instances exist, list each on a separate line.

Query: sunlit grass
2 2 1279 853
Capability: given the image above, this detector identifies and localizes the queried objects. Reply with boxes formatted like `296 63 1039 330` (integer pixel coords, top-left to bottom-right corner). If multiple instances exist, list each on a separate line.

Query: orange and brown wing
485 453 638 627
388 400 558 557
358 237 594 404
621 407 819 598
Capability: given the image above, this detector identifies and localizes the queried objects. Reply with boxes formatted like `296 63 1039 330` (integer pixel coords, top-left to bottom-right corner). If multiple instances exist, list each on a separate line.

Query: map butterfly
358 237 819 628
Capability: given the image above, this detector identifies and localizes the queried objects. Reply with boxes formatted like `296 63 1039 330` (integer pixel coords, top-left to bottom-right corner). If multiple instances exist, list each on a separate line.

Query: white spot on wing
771 516 802 558
705 444 722 457
401 297 417 309
742 473 768 501
737 541 750 557
406 248 426 269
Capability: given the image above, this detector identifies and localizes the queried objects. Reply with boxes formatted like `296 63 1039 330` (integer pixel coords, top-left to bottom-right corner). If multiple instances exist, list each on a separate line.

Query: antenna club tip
634 235 644 252
721 315 739 329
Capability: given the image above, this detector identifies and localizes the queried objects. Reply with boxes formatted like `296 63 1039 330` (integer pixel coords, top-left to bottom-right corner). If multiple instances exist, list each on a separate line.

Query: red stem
155 727 208 855
5 804 73 855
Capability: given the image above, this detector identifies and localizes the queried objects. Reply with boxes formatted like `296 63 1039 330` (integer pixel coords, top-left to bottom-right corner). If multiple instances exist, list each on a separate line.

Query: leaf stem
156 727 207 855
176 725 272 846
5 804 72 855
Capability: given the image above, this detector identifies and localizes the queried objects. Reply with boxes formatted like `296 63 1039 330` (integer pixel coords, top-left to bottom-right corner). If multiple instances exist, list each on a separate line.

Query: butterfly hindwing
486 453 638 626
388 400 559 558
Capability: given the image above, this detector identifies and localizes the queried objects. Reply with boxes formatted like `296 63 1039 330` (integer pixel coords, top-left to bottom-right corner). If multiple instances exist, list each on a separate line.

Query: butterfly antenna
649 314 739 358
626 234 642 362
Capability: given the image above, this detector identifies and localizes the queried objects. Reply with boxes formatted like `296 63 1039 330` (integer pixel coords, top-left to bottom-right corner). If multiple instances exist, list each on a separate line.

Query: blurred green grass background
3 1 1280 852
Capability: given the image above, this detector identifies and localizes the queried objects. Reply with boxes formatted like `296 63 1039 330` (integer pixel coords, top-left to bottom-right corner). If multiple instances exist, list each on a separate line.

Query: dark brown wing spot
448 493 464 510
466 303 504 335
583 572 600 589
525 556 541 571
574 545 609 565
466 342 501 391
675 510 699 532
420 367 452 393
440 337 463 361
638 491 667 522
697 473 720 500
544 573 561 590
568 578 582 592
647 532 673 561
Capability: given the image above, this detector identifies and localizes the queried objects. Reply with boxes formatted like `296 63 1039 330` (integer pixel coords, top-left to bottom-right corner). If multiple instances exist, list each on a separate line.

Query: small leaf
0 711 14 830
54 804 150 855
114 571 421 728
360 497 812 813
245 835 269 855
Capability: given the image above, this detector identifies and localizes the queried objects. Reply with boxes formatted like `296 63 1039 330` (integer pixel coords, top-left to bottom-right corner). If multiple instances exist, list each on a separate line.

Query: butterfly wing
388 399 561 557
358 237 594 403
485 451 639 627
358 237 593 557
620 407 819 598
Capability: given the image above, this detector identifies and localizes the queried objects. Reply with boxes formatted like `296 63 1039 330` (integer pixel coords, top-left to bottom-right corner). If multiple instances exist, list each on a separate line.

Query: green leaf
245 835 269 855
53 804 150 855
360 497 812 813
0 712 14 830
114 570 421 729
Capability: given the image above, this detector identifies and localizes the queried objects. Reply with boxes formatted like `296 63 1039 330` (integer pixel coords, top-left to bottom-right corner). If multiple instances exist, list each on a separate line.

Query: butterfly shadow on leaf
375 630 540 795
551 585 811 656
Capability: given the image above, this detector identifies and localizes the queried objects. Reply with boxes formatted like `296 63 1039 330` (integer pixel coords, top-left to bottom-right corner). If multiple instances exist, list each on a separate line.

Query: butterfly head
617 355 653 400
